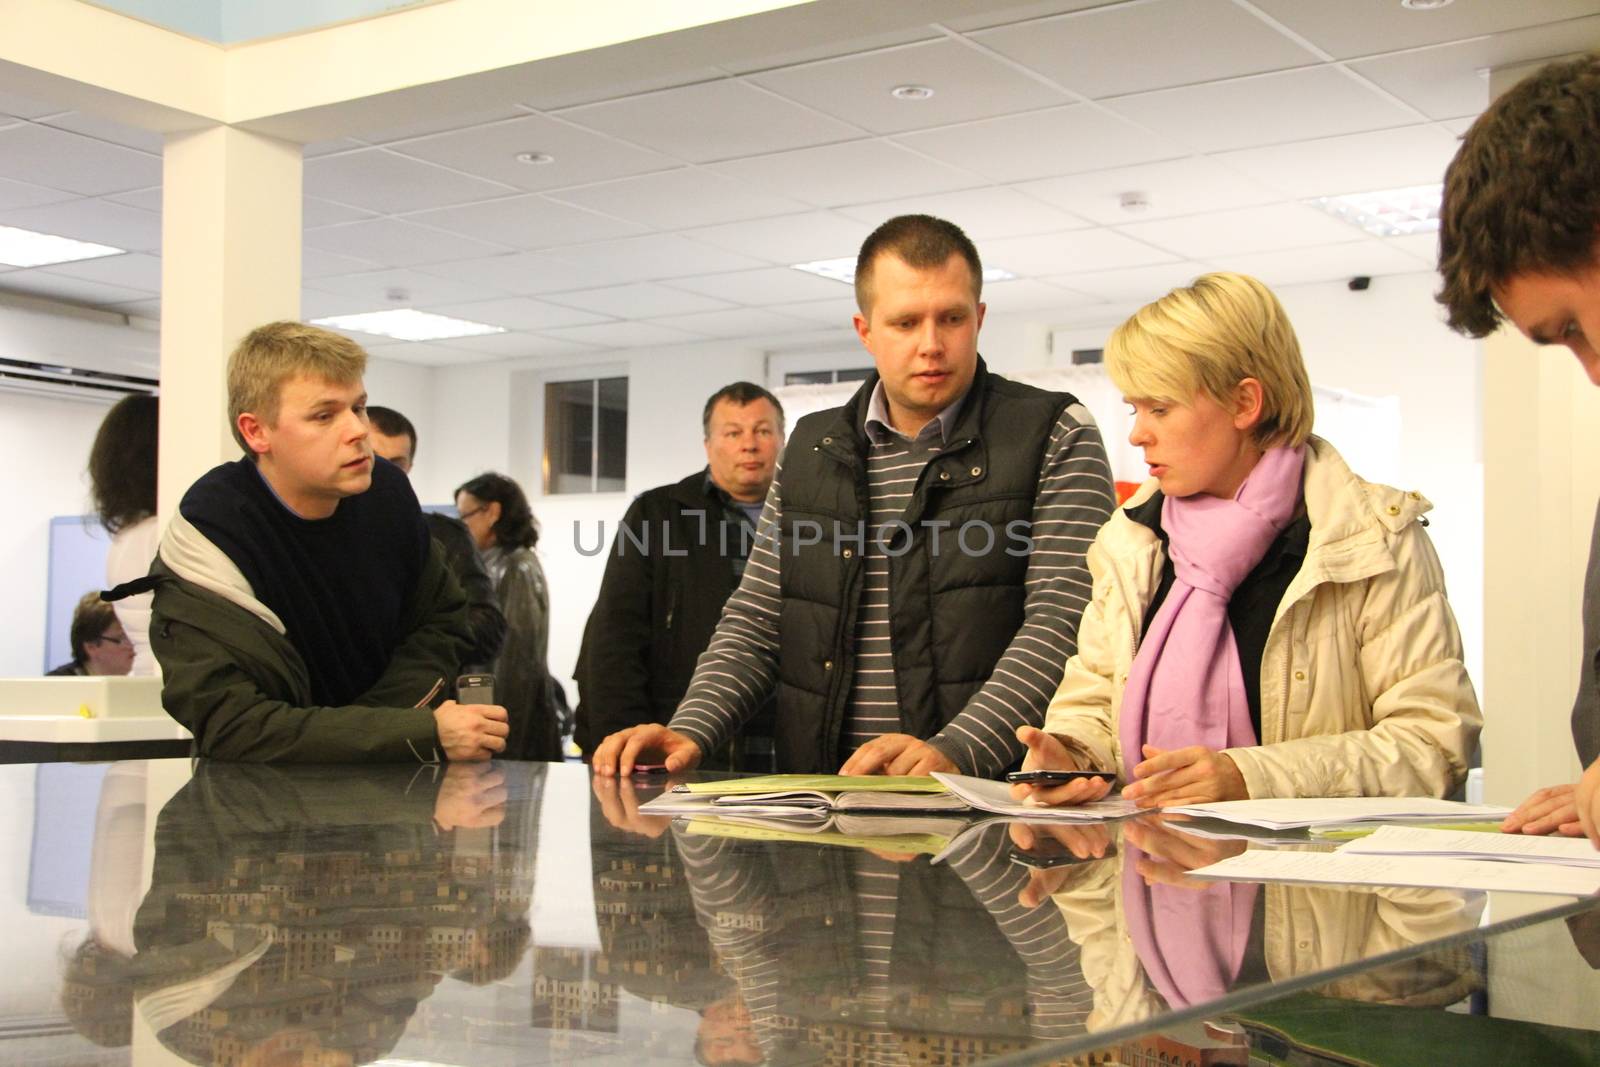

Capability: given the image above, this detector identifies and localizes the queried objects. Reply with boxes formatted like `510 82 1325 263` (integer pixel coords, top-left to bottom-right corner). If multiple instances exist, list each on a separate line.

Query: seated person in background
366 404 506 670
116 321 507 762
1015 273 1481 808
456 472 561 761
1435 55 1600 845
594 213 1116 777
88 394 161 676
48 591 134 677
574 381 785 772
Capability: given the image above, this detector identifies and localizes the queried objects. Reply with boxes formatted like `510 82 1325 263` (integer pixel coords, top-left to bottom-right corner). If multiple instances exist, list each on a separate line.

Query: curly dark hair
455 472 539 549
88 395 159 533
1438 54 1600 337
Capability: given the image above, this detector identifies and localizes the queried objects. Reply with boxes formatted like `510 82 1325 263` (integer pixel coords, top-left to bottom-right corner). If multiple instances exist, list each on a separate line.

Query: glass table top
7 758 1600 1066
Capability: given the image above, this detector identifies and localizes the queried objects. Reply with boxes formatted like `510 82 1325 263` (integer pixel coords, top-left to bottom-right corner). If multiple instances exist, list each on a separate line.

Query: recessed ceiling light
515 151 555 165
791 257 1016 284
311 309 507 342
1308 184 1442 238
890 84 935 101
0 224 124 268
1400 0 1453 9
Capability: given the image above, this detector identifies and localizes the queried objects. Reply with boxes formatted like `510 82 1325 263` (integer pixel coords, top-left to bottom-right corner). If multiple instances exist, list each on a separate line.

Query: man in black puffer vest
594 215 1115 779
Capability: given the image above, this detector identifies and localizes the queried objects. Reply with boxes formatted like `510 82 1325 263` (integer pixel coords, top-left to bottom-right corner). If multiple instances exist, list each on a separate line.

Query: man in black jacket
367 405 506 670
574 382 783 768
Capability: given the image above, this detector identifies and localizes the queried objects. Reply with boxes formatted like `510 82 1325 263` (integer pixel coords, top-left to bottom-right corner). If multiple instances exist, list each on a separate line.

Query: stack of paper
1339 825 1600 868
932 772 1139 822
639 774 968 819
1162 797 1512 830
1188 849 1600 896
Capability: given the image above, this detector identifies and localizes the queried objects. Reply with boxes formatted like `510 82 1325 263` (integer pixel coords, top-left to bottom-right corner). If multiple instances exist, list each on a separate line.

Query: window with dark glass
544 377 628 494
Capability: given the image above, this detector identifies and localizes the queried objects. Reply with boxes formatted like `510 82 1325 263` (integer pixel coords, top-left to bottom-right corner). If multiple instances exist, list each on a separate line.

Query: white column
157 126 301 522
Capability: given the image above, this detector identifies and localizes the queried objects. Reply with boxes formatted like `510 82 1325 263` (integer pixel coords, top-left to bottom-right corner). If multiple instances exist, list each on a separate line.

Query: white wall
0 391 112 677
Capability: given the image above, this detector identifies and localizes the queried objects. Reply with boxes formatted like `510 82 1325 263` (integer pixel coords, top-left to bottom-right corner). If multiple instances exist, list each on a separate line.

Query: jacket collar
817 356 992 464
158 510 285 634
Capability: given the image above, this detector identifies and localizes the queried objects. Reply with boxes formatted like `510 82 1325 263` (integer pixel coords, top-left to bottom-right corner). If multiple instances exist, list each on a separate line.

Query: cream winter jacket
1043 436 1481 799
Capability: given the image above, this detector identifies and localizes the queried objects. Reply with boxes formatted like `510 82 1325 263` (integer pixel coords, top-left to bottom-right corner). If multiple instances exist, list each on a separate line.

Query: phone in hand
1008 839 1118 869
1006 769 1117 785
456 673 495 705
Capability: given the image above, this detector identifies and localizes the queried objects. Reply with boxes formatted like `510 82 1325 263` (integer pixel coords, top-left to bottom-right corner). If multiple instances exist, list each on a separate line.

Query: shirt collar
863 378 968 446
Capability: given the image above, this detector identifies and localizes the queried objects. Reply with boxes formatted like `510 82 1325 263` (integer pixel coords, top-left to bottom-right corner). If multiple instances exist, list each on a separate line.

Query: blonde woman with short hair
1015 273 1481 809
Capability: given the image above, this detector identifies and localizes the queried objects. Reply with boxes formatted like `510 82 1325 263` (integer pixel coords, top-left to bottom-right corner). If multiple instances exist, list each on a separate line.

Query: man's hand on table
433 700 509 761
838 733 957 776
592 771 674 839
433 762 508 831
592 723 703 777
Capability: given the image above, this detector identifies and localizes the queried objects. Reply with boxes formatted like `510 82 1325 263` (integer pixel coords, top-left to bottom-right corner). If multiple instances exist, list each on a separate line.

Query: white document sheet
1189 849 1600 896
931 772 1139 821
1339 825 1600 868
1163 796 1512 830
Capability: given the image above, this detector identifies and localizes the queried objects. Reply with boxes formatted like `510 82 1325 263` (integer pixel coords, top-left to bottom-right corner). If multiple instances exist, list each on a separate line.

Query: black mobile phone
1005 769 1117 785
456 673 495 705
1008 840 1118 869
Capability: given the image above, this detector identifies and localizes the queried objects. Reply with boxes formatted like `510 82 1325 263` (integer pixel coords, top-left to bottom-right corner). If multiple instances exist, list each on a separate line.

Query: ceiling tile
0 176 81 212
308 267 508 309
558 79 862 164
1385 233 1439 265
1250 0 1600 60
406 194 645 250
1043 262 1212 302
544 282 733 319
1348 16 1600 119
304 138 368 157
941 1 1173 34
303 246 381 279
1015 157 1283 225
894 105 1175 182
411 251 621 296
37 251 161 292
0 269 148 307
0 198 161 252
360 103 530 145
304 217 511 268
1215 239 1434 288
546 168 809 231
303 196 377 229
1105 67 1423 153
835 186 1089 240
1116 204 1363 259
519 68 729 112
681 211 869 265
40 112 165 154
105 187 163 212
710 140 982 208
355 341 489 367
1211 125 1461 199
665 267 854 306
106 297 162 320
540 320 706 349
982 227 1178 276
423 296 611 330
304 149 516 215
646 307 815 338
0 124 161 196
982 278 1103 312
551 233 769 283
0 89 66 120
389 113 678 192
749 38 1069 134
719 24 942 77
1441 116 1477 135
441 331 600 358
974 0 1317 99
770 297 858 328
299 288 362 319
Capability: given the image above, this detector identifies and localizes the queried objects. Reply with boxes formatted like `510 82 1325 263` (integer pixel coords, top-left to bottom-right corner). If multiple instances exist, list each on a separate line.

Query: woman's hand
1122 744 1248 809
1124 817 1247 889
1010 726 1114 807
1502 783 1582 836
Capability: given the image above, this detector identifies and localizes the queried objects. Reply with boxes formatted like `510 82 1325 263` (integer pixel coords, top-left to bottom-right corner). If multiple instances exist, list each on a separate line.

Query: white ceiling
2 0 1600 368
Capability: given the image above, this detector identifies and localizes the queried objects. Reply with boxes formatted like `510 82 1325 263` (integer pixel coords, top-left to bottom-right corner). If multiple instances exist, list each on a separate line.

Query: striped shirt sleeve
928 402 1116 777
667 463 787 756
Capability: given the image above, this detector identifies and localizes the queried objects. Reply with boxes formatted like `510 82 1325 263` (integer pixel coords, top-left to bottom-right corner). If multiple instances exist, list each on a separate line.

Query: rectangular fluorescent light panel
1309 184 1441 238
791 257 1017 284
311 309 507 342
0 224 125 268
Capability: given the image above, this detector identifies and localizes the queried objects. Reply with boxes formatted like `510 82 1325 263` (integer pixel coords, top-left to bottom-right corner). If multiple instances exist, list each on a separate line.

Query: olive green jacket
142 511 471 763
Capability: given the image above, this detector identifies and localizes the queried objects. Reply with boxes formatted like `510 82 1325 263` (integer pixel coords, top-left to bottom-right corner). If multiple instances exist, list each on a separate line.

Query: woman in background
455 472 560 761
89 394 160 676
1015 272 1480 809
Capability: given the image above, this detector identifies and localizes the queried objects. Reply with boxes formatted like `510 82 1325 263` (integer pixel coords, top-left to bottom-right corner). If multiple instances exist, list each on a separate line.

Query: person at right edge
1439 54 1600 847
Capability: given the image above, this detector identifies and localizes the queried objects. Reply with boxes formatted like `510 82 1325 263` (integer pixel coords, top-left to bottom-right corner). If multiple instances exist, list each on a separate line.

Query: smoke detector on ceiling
1119 191 1151 214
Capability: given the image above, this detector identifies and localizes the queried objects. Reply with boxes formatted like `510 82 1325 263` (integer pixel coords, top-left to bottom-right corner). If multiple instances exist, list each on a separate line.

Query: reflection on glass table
8 759 1600 1066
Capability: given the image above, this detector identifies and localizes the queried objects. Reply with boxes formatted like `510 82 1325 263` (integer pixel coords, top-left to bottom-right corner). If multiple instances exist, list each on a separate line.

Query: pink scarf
1122 844 1258 1009
1118 445 1306 765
